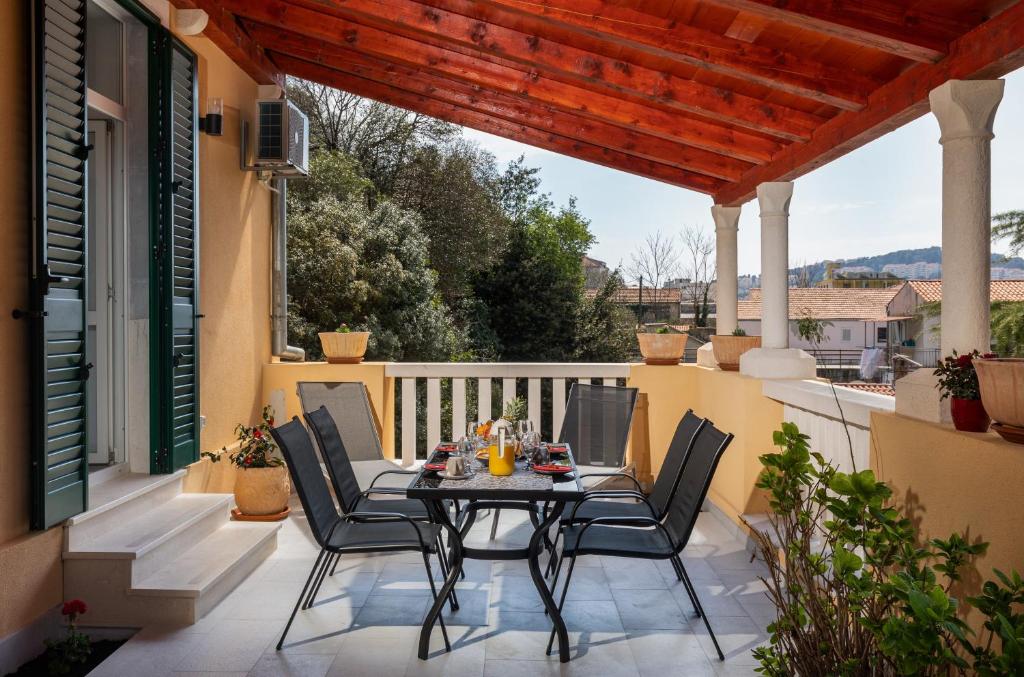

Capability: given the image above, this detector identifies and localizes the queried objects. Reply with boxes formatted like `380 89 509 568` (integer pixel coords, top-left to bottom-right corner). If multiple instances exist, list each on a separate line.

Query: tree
991 301 1024 357
992 210 1024 257
680 225 715 328
574 270 635 362
626 230 680 323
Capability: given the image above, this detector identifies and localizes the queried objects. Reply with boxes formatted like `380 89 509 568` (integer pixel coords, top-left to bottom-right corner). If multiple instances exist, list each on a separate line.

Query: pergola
175 0 1023 408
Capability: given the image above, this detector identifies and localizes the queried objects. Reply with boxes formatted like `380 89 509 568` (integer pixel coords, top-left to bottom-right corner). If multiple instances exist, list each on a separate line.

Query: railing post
427 378 441 450
452 378 466 441
401 377 416 467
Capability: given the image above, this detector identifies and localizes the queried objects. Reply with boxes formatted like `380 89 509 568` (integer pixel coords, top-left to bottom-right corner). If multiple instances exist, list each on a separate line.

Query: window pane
86 1 123 104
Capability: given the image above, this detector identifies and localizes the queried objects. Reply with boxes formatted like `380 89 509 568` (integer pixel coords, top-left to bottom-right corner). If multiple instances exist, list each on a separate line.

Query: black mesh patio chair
304 406 458 604
545 422 734 661
270 417 451 652
297 381 416 490
489 383 638 540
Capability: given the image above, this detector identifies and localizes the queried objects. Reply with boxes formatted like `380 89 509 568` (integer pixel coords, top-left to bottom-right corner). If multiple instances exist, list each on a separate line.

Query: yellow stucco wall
871 412 1024 633
261 362 397 459
627 365 781 524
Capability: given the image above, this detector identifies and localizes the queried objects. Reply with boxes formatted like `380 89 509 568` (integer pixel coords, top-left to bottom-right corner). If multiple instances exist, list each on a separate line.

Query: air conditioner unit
253 98 309 176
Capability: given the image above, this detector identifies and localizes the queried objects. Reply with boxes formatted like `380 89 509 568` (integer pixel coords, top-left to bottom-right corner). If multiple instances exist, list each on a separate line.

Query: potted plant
973 355 1024 443
710 327 761 371
203 406 291 518
318 323 370 364
636 326 687 365
934 350 991 432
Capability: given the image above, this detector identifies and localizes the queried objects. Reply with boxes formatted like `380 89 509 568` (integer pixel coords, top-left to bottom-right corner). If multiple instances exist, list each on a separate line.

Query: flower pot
974 357 1024 441
710 335 761 371
234 465 291 516
318 331 370 364
949 397 991 433
637 333 687 365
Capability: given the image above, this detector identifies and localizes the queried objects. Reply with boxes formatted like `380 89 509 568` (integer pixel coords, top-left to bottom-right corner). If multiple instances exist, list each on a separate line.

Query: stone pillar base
696 343 718 368
894 368 951 424
739 348 817 379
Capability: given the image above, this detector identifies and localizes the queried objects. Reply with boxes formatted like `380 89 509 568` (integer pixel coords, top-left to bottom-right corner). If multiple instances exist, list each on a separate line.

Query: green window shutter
29 0 90 529
153 36 199 472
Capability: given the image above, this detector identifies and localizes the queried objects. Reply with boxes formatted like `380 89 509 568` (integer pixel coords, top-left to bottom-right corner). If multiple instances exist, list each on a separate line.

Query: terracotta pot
637 333 687 365
234 465 291 516
974 358 1024 429
318 331 370 364
949 397 991 433
710 335 762 371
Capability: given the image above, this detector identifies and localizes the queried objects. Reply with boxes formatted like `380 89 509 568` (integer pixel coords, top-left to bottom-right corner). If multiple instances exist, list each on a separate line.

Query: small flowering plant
934 349 997 400
46 599 90 674
202 406 283 469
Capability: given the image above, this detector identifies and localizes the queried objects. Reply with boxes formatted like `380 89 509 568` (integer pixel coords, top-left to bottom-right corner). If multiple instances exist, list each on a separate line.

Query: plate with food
532 462 573 475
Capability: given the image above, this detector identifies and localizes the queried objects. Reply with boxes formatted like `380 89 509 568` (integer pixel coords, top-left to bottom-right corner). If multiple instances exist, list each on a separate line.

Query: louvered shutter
29 0 90 529
154 38 200 471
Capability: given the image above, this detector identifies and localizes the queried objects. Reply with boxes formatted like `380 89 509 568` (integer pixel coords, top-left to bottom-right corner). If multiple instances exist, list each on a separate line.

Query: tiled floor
90 499 771 676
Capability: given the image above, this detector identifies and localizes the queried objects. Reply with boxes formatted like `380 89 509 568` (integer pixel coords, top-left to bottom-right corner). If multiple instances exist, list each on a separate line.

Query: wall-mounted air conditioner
250 98 309 177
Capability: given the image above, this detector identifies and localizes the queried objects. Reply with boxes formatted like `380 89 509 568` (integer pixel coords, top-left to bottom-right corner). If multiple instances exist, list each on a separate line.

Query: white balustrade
385 363 630 467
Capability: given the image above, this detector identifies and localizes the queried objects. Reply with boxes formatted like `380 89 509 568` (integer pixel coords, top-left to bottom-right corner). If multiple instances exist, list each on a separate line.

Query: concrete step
65 493 233 584
66 471 186 549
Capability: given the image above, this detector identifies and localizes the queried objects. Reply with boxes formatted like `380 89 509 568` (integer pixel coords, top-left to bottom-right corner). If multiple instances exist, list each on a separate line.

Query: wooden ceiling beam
469 0 877 111
275 53 726 194
221 3 784 164
251 27 752 181
698 0 980 63
170 0 284 87
713 1 1024 206
274 0 825 140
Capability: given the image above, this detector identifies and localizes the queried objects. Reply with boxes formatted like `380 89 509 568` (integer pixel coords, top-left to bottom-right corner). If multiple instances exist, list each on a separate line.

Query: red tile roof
737 287 901 321
584 287 681 304
837 383 895 397
906 280 1024 303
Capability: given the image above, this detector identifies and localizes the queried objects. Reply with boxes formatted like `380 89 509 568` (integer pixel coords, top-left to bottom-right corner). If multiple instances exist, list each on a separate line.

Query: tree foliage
991 301 1024 357
574 270 636 362
992 210 1024 258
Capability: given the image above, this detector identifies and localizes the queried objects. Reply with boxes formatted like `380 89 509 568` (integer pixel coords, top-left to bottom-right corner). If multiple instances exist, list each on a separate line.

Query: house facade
1 1 281 667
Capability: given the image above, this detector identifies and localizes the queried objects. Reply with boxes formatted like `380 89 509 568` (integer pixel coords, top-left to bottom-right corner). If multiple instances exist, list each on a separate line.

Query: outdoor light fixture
200 97 223 136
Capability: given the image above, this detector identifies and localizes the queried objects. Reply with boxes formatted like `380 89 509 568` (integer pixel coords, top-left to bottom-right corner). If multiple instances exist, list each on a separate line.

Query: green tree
991 301 1024 357
574 271 635 362
992 210 1024 257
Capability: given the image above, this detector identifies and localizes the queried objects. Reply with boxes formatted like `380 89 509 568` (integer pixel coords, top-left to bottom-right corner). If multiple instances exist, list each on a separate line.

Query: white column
712 205 741 335
739 182 816 379
896 79 1004 423
931 79 1004 356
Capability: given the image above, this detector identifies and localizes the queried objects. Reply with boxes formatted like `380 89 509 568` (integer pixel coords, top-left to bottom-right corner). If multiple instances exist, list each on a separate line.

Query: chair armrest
345 511 429 550
359 487 407 498
568 491 656 523
577 471 643 493
369 468 419 488
573 515 675 554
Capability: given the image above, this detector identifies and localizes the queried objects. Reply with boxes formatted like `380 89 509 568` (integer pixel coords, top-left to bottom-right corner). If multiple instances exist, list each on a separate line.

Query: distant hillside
791 247 1024 283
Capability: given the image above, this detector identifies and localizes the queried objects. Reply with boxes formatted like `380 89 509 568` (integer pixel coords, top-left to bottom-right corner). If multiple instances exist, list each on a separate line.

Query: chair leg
422 553 451 652
680 564 724 661
545 553 578 655
672 555 700 616
277 549 326 651
304 552 335 609
489 508 501 540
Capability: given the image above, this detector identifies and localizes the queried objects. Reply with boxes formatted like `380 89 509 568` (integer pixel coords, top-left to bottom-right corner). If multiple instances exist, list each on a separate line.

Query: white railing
384 363 630 466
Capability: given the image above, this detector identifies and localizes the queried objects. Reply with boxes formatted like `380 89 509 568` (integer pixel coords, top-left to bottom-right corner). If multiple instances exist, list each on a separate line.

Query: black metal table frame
407 454 584 663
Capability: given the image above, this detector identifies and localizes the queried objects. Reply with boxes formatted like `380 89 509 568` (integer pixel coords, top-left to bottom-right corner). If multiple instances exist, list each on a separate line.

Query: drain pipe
271 177 305 361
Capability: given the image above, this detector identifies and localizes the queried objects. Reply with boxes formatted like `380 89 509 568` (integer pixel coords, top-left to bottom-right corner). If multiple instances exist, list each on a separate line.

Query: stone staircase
63 471 280 627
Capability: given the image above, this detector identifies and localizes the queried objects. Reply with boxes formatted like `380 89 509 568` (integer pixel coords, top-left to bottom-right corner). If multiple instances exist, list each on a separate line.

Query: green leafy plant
731 327 747 336
201 406 283 469
794 314 831 348
46 600 91 675
934 349 994 400
749 422 1024 676
655 326 671 335
334 323 352 333
502 396 528 424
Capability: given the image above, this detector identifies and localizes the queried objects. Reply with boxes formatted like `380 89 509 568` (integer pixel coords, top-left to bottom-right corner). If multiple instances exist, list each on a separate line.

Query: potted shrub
318 323 370 364
710 327 761 371
204 406 290 518
636 326 687 365
934 350 991 432
973 355 1024 443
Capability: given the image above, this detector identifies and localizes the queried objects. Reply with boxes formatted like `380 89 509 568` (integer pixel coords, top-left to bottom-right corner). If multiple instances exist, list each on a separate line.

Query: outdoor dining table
406 443 585 663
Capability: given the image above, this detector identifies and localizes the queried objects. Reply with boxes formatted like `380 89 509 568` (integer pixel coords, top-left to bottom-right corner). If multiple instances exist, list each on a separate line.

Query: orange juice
489 441 516 476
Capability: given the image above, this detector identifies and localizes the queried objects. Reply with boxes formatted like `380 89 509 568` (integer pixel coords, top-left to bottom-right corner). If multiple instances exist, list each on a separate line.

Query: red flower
268 418 275 426
956 354 973 368
982 352 998 359
253 429 263 439
62 599 87 616
244 455 253 466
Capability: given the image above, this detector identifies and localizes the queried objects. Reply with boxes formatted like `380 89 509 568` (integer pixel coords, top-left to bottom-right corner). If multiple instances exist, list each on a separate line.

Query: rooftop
586 287 683 304
906 279 1024 303
738 287 901 321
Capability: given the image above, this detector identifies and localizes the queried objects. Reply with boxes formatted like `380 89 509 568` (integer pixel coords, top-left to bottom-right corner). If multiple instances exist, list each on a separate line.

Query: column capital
711 204 741 232
929 79 1004 144
756 182 793 218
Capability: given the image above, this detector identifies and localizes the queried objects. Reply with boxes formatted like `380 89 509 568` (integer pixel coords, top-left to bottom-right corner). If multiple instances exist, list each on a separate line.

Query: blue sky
463 68 1024 276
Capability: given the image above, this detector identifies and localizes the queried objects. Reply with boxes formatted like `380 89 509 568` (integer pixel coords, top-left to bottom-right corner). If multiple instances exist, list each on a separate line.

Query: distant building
819 261 903 288
737 274 759 299
882 262 941 279
581 256 609 289
584 286 680 323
